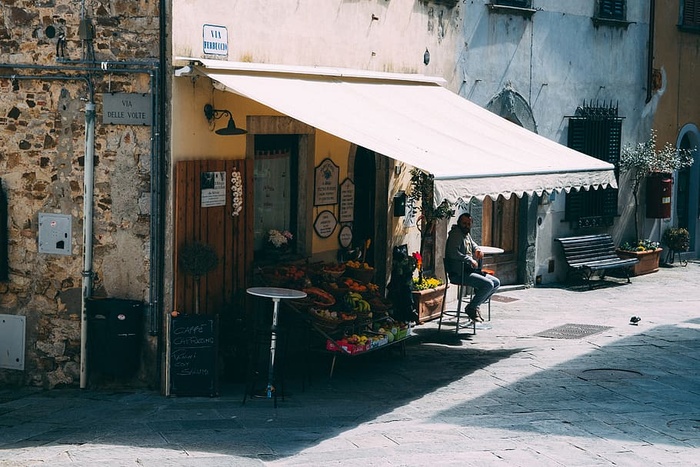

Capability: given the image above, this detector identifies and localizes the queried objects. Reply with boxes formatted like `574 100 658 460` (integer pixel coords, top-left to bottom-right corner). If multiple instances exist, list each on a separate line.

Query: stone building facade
1 1 161 388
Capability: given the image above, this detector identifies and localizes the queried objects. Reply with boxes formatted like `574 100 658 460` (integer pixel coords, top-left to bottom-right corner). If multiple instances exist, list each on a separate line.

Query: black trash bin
87 298 144 377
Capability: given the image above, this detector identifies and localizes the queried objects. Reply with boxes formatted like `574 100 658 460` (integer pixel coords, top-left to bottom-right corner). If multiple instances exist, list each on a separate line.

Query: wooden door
481 195 519 285
173 159 253 316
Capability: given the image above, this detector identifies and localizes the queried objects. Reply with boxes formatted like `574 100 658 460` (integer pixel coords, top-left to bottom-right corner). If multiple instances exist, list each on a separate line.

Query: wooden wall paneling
174 159 253 317
205 159 226 315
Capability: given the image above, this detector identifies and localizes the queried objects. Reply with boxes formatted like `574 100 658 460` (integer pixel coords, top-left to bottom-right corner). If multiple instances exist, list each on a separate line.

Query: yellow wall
652 2 700 143
172 75 418 259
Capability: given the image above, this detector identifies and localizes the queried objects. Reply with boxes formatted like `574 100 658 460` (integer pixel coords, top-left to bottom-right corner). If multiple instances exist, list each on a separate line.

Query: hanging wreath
231 168 243 216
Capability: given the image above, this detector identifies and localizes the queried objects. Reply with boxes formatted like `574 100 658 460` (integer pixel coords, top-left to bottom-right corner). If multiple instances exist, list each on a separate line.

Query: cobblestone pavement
1 261 699 466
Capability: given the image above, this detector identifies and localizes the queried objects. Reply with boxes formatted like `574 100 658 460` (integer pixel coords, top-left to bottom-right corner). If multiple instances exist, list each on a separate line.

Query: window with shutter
493 0 531 7
565 102 622 228
681 0 700 29
597 0 626 21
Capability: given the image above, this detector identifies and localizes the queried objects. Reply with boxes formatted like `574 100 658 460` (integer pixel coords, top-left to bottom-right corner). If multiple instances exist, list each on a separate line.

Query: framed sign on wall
314 158 339 206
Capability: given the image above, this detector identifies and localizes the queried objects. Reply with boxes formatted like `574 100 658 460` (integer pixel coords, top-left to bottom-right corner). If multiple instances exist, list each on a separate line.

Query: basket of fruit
301 287 336 307
323 281 351 300
309 308 342 331
343 261 375 283
322 263 346 280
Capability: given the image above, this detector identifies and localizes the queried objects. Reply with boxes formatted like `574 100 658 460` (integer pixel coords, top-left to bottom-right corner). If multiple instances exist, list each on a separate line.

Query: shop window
680 0 700 31
565 102 622 229
253 135 299 254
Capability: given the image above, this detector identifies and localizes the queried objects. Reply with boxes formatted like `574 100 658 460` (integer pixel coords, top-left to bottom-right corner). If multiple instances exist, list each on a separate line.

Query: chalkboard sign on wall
169 315 218 396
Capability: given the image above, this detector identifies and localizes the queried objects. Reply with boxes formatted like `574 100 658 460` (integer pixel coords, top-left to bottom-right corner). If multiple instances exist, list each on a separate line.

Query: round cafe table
478 246 504 255
246 287 307 402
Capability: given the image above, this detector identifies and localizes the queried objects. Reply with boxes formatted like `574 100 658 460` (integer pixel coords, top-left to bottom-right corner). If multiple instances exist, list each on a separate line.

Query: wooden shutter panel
497 0 531 7
599 0 625 20
683 0 700 26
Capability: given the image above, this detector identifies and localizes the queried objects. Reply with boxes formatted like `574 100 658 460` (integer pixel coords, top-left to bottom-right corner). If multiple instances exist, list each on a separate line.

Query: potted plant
409 251 446 323
265 229 294 259
662 227 690 264
178 241 219 314
407 169 454 274
620 130 694 241
616 239 662 276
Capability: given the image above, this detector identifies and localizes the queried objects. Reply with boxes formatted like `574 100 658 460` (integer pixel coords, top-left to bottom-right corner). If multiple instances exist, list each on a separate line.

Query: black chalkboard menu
169 315 218 397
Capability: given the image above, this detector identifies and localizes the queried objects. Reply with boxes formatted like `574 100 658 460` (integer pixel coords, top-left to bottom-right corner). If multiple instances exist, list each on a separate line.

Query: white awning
181 58 617 205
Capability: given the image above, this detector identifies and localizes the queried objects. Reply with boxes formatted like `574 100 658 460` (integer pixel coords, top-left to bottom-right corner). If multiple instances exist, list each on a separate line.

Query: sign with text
101 93 151 125
169 315 218 397
314 158 339 206
314 210 338 238
339 178 355 222
200 171 226 208
203 24 228 56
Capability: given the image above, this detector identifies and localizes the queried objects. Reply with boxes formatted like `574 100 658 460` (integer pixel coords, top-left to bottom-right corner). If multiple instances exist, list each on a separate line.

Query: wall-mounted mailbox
38 213 72 255
646 173 673 219
393 191 407 217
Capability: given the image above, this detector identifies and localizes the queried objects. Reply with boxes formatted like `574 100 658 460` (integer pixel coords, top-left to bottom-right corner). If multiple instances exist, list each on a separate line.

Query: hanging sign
339 178 355 222
200 171 226 207
314 210 338 238
314 158 339 206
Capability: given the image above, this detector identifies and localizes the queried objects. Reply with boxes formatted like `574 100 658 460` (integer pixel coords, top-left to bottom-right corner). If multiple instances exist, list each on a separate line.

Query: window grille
565 102 622 228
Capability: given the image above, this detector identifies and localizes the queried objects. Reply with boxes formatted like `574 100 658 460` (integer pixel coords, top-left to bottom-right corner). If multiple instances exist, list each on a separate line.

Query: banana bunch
345 292 371 313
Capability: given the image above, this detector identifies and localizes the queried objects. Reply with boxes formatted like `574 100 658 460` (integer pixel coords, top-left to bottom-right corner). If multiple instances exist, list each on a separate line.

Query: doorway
353 147 376 266
253 134 299 257
481 195 520 285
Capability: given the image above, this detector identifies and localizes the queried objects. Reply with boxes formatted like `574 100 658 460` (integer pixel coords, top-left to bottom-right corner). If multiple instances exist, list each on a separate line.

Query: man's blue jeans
462 272 500 310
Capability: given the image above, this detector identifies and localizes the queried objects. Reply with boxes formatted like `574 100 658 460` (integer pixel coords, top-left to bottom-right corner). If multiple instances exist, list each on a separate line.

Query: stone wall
0 1 160 388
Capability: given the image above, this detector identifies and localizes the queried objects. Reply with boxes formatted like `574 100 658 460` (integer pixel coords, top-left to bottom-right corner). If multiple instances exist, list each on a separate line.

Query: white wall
456 2 651 283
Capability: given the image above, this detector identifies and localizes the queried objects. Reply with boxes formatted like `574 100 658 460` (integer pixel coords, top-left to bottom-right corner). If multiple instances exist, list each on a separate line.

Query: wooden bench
555 234 640 288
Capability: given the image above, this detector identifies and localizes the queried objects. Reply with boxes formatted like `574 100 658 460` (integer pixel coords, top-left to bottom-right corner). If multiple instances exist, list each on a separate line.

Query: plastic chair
438 258 476 335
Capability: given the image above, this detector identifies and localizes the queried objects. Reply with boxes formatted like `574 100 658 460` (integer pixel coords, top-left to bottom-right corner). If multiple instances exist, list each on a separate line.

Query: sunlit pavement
1 261 699 466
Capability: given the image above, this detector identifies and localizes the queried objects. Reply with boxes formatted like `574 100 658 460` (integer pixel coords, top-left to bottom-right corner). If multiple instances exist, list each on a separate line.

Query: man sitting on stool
445 212 500 323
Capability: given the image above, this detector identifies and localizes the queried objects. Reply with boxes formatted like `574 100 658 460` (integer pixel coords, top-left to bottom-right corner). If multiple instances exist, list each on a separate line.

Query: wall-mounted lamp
203 103 247 135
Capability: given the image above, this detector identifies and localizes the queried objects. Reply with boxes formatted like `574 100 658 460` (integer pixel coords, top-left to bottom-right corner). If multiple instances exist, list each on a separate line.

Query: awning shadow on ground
0 333 523 462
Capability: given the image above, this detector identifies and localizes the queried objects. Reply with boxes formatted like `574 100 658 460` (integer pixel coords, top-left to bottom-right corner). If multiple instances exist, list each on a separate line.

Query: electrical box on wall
38 213 72 255
0 314 25 370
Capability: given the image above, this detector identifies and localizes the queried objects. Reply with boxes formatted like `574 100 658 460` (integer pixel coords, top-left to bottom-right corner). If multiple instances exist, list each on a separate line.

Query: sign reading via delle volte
102 93 151 125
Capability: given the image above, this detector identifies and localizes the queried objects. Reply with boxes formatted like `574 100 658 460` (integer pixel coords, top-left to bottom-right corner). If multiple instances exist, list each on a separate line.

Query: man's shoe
466 307 484 323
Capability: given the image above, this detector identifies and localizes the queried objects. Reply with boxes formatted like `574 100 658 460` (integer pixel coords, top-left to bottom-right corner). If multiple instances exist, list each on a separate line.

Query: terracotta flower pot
411 284 446 323
616 248 663 276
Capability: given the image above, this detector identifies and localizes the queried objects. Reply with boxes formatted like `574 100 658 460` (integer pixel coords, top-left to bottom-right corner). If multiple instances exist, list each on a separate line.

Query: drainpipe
80 101 96 389
646 0 656 104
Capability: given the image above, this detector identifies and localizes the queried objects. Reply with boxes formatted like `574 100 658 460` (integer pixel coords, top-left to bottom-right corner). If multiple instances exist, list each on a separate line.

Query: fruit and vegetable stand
252 261 413 378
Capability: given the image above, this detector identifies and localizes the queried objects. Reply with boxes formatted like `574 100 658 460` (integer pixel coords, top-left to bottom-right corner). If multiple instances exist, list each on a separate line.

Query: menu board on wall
314 210 338 238
169 315 218 397
314 158 339 206
339 178 355 222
